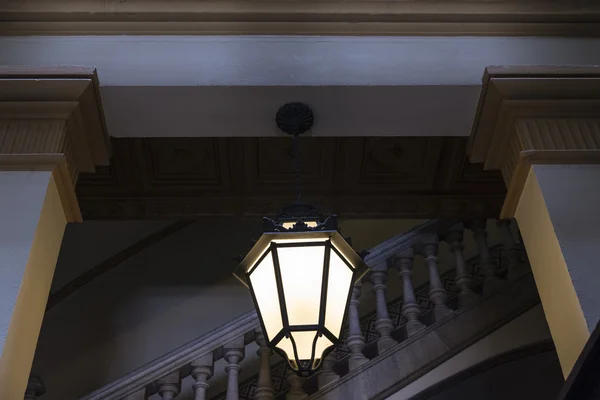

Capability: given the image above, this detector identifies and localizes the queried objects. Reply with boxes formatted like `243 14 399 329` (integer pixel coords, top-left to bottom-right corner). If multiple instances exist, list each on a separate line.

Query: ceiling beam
1 0 600 36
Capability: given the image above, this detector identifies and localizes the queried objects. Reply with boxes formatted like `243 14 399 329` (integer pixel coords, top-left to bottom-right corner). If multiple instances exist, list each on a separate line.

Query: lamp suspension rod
293 133 302 203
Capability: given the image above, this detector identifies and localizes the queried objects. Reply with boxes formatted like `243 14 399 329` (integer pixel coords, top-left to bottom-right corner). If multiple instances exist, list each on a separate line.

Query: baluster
317 350 339 389
370 263 398 353
254 328 274 400
346 282 369 370
224 337 245 400
157 371 181 400
446 224 479 307
497 219 523 281
286 369 307 400
421 236 452 321
191 353 214 400
470 219 504 294
24 375 45 400
395 247 426 337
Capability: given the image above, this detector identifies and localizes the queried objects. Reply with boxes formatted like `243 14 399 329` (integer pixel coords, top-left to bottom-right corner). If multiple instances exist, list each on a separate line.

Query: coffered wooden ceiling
76 137 505 220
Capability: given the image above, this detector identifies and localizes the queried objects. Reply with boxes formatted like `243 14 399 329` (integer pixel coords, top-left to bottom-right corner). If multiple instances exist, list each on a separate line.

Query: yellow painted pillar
0 67 109 398
468 66 600 377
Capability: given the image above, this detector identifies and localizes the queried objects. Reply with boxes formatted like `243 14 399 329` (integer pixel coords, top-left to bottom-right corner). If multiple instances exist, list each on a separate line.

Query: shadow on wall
31 217 504 399
409 342 564 400
32 217 424 399
32 218 264 400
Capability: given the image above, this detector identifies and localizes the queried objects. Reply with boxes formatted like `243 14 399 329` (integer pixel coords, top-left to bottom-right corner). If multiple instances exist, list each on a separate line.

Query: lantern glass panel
276 336 296 364
313 334 334 363
277 244 325 326
291 331 318 359
325 250 354 338
248 250 283 341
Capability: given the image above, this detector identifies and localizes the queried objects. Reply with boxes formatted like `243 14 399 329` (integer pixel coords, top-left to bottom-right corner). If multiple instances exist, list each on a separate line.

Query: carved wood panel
76 137 506 219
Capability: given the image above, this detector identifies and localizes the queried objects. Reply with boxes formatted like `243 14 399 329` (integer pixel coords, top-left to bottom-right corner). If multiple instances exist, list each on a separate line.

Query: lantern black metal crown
263 203 337 233
233 102 369 377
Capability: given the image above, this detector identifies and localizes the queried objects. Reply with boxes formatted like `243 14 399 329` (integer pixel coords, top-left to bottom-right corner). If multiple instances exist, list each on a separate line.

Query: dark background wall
412 343 563 400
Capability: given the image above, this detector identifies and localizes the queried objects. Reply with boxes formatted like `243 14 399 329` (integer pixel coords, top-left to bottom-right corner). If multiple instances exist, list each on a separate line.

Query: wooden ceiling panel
76 136 506 220
245 137 337 195
357 137 443 191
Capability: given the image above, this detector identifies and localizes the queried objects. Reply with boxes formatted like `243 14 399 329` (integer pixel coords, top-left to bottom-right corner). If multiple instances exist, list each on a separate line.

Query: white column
0 172 66 399
157 371 181 400
24 375 45 400
466 67 600 377
445 224 479 307
224 336 245 400
0 69 109 398
286 369 307 400
254 329 274 400
370 264 397 353
421 237 452 321
346 282 368 370
515 164 600 376
470 219 504 294
395 248 426 336
317 350 339 389
191 353 214 400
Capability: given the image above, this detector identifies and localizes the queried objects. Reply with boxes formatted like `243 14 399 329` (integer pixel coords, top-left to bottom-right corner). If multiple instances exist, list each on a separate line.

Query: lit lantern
234 204 369 376
234 102 369 376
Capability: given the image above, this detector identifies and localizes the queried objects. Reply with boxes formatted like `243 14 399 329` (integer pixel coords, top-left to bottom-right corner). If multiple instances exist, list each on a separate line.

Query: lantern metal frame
233 207 369 376
234 102 369 376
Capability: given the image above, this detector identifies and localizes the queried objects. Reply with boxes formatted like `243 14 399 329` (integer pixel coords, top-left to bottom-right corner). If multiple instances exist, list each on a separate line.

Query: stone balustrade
68 218 525 400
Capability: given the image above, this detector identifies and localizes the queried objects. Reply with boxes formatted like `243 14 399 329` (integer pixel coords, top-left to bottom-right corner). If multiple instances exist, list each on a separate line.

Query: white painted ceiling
2 36 600 137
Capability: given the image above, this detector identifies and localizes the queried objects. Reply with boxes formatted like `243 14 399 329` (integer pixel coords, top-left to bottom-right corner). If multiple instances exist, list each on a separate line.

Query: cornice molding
1 1 600 36
468 67 600 218
0 67 110 222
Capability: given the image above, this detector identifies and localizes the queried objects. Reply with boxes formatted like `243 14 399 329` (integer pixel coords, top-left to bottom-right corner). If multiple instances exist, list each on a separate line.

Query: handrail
80 311 259 400
80 218 451 400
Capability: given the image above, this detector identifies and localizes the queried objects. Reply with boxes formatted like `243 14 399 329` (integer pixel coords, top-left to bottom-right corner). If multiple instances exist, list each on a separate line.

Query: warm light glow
325 251 354 337
272 238 328 244
248 251 283 341
313 335 334 363
276 337 297 364
239 227 368 376
282 221 319 229
277 244 325 326
275 331 333 362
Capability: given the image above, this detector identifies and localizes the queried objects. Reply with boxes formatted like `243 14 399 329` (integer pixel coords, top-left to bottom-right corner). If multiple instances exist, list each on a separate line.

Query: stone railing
211 219 527 400
31 218 522 400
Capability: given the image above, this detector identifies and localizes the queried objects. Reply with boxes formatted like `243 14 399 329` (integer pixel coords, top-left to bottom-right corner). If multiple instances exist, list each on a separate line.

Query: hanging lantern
233 103 369 376
234 204 368 376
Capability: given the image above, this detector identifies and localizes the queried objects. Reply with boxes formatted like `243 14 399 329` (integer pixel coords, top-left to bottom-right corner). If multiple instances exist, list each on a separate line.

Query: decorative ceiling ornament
233 102 370 377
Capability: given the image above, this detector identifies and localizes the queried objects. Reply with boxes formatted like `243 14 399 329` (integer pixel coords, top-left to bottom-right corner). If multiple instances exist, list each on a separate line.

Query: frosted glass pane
276 336 296 361
332 243 356 269
249 251 283 341
313 335 334 365
324 251 353 338
277 245 325 326
291 331 319 360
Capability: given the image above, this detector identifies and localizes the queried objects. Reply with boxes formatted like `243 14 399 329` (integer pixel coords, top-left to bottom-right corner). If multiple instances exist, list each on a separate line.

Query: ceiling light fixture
233 103 369 377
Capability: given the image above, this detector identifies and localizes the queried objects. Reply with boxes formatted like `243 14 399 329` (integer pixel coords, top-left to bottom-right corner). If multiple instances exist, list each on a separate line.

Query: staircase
70 218 535 400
